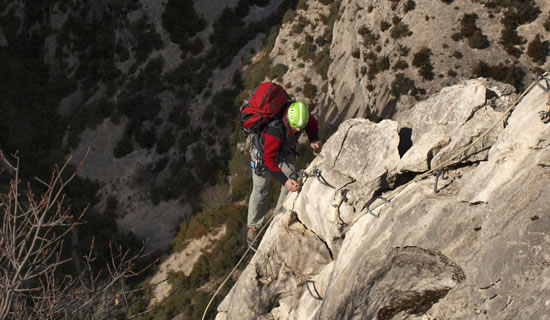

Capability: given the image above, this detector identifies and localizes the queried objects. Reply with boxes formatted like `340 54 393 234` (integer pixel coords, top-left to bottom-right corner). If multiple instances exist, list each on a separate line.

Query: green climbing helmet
287 101 309 130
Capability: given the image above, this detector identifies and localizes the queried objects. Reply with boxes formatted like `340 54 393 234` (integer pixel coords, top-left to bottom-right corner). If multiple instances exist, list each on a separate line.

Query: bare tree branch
0 147 151 320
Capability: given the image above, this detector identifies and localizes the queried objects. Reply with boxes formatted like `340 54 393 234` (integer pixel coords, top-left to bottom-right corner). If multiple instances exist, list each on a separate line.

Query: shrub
380 20 392 32
404 0 416 13
114 127 134 158
453 51 463 59
135 128 157 149
358 26 378 48
391 73 415 98
352 48 361 58
544 12 550 32
397 44 410 56
500 22 523 57
298 41 317 61
392 59 409 71
292 22 305 34
412 47 434 80
189 37 204 56
156 128 176 154
282 9 296 24
468 29 489 49
269 63 289 81
472 61 525 89
447 69 458 77
390 21 412 39
366 55 390 80
440 0 453 3
250 0 270 7
303 82 317 99
244 55 272 90
235 0 250 18
459 13 478 39
297 0 308 10
526 34 547 65
412 47 431 68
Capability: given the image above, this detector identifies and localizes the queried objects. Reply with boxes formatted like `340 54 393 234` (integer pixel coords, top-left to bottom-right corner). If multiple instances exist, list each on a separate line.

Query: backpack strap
259 83 276 109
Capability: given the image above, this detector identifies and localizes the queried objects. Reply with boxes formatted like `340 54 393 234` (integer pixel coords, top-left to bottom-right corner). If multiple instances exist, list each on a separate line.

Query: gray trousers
248 148 296 228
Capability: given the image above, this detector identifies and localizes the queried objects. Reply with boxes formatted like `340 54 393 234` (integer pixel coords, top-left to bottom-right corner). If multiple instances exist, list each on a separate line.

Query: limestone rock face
272 0 550 134
216 79 550 319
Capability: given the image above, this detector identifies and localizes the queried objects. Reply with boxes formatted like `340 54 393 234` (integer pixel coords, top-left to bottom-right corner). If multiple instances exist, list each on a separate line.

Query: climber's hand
310 140 323 150
285 178 301 192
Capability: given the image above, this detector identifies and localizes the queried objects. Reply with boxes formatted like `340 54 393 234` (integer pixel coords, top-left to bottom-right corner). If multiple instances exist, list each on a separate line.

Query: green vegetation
358 25 378 48
472 61 525 89
131 203 247 319
270 63 290 81
526 34 547 65
390 20 412 39
392 59 409 71
283 8 296 24
412 47 434 80
404 0 416 13
206 0 300 69
130 17 163 63
391 73 415 98
303 81 317 99
365 53 390 80
454 13 489 49
380 20 392 32
492 0 541 57
161 0 207 51
298 37 317 61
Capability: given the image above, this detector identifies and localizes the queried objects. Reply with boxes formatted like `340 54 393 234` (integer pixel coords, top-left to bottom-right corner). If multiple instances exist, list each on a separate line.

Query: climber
247 101 322 245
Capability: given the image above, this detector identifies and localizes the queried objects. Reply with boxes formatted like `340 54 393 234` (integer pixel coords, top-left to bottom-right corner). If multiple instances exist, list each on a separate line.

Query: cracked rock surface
216 79 550 319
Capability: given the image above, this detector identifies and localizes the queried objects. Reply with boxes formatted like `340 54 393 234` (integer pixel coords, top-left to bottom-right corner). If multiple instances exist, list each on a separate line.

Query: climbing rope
201 213 275 320
202 167 332 318
535 72 550 122
343 72 548 234
201 72 548 319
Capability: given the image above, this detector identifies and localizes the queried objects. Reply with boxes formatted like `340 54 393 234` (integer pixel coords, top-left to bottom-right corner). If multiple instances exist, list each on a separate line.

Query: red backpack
240 82 290 134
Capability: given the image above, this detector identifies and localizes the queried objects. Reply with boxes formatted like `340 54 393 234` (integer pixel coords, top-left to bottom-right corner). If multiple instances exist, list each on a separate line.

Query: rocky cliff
216 78 550 319
270 0 550 134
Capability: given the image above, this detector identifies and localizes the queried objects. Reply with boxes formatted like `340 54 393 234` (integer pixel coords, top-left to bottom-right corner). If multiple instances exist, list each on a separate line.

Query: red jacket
262 112 319 184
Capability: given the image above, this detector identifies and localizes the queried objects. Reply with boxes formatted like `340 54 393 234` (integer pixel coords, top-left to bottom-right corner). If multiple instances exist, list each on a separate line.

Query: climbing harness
305 280 324 301
535 72 550 123
343 71 549 233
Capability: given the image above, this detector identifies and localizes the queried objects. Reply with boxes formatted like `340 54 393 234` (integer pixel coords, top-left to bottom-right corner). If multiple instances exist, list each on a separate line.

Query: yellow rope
343 75 545 233
201 214 275 320
202 73 547 319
